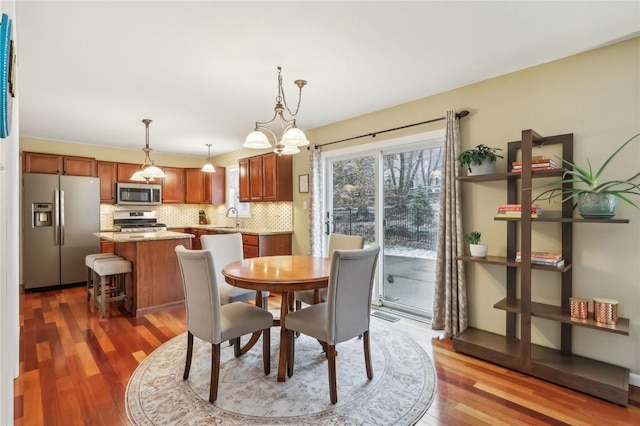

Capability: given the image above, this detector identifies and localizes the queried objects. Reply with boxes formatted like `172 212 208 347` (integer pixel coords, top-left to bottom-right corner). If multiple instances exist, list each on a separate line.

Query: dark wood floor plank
14 285 640 425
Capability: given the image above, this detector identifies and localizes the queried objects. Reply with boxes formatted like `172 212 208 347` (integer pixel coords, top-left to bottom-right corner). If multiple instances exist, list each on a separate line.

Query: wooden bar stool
85 253 121 307
92 258 132 317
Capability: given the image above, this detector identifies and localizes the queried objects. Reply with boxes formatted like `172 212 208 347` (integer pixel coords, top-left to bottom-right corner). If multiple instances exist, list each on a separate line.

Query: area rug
126 319 436 425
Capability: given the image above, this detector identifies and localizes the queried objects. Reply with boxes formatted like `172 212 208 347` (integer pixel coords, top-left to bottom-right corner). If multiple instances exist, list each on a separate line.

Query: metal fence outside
332 207 438 251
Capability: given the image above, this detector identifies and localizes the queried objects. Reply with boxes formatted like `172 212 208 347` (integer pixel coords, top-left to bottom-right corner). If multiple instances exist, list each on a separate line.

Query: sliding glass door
323 131 443 318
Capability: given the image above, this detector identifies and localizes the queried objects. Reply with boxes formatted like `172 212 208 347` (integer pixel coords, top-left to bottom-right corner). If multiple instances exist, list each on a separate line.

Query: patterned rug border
126 319 436 425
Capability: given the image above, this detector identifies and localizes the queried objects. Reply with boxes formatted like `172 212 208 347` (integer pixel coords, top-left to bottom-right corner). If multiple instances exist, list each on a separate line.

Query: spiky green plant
534 133 640 208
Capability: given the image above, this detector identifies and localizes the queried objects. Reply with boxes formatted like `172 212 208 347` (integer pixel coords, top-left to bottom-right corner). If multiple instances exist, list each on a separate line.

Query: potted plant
457 144 504 176
533 133 640 218
464 231 488 258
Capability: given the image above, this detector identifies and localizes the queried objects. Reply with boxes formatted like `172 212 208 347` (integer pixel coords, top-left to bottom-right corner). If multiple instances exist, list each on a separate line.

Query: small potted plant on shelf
464 231 488 258
457 144 503 176
533 133 640 219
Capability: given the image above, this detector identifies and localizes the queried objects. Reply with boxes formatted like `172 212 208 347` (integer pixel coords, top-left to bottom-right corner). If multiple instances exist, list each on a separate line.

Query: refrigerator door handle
60 189 65 245
54 189 61 246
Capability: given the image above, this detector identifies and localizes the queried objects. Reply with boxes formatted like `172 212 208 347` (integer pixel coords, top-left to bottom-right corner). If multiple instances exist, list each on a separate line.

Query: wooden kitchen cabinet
238 153 292 202
116 162 143 182
185 167 226 204
239 158 250 202
241 233 292 258
161 167 185 204
100 239 115 254
23 152 97 176
97 161 117 203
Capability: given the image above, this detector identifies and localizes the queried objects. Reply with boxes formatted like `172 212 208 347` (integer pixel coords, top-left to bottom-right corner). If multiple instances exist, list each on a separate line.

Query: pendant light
243 66 310 155
131 118 166 181
201 143 216 173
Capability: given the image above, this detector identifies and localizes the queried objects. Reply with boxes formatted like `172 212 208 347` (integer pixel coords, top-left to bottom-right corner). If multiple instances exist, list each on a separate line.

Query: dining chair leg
263 328 271 375
363 330 373 380
233 337 241 357
328 344 338 404
210 343 221 403
183 331 194 380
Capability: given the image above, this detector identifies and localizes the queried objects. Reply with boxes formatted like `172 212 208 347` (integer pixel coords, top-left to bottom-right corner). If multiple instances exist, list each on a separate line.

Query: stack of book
495 204 542 218
515 251 565 268
511 155 557 173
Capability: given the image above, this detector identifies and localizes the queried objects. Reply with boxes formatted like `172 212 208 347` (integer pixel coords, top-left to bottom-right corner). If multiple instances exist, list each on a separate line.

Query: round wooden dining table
222 255 331 382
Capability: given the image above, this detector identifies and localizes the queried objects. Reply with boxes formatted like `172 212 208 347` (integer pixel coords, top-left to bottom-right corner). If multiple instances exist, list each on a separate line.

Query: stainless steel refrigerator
23 173 100 290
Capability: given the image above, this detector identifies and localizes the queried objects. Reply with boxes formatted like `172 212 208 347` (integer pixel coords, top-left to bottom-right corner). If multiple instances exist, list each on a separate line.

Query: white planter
468 158 496 176
469 243 488 258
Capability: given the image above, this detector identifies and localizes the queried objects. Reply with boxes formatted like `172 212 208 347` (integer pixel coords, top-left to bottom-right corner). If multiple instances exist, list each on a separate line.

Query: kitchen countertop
168 225 293 236
94 230 195 242
98 226 292 236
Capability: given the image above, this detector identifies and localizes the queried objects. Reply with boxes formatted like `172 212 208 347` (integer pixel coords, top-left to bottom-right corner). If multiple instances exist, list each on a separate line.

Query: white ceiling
15 1 640 158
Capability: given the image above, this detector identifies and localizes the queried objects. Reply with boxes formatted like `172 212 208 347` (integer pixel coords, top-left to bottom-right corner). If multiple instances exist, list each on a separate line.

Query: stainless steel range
113 210 167 232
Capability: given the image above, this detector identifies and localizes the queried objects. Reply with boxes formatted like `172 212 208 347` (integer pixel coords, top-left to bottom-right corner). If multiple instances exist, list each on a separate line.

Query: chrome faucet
226 207 240 230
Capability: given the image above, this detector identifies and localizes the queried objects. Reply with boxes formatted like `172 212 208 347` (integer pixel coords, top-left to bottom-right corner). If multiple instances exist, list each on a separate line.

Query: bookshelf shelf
493 298 630 335
452 130 630 406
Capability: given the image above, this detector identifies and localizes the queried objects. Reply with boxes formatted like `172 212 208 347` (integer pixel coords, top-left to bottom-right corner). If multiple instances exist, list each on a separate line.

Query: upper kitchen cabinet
97 161 117 203
161 167 185 204
185 167 226 204
116 162 143 183
239 153 292 202
23 152 97 176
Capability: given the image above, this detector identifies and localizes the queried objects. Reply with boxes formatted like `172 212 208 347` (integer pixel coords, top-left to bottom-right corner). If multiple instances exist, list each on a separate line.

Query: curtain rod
314 110 470 149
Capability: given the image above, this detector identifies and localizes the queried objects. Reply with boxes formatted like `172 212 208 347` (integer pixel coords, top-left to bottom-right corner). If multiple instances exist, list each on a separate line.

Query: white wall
1 1 19 424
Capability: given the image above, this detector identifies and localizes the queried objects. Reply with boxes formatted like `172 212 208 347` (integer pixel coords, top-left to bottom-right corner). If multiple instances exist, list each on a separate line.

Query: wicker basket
569 297 589 319
593 298 619 325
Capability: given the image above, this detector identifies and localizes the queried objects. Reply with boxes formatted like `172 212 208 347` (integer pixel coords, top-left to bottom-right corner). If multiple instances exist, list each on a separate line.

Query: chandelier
130 119 166 181
243 66 310 155
201 143 216 172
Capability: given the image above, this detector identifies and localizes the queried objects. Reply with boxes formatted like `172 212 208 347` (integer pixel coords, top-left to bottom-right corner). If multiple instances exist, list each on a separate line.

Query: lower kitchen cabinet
241 233 292 258
100 239 115 254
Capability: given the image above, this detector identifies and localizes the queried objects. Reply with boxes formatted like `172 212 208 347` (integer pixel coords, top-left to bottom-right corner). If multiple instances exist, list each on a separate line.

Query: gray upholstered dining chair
286 245 380 404
294 233 365 310
175 245 273 403
200 233 269 308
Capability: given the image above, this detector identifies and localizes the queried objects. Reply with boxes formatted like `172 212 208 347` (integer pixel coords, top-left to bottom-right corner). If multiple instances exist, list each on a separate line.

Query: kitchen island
94 230 194 317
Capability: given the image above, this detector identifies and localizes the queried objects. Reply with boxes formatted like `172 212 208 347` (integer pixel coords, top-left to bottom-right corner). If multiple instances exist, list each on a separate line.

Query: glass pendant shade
130 170 147 182
243 130 271 149
274 143 300 156
281 127 309 147
141 164 166 179
201 163 216 173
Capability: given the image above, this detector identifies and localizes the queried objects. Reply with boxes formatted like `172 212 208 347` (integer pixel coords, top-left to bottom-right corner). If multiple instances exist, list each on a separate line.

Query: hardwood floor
14 286 640 425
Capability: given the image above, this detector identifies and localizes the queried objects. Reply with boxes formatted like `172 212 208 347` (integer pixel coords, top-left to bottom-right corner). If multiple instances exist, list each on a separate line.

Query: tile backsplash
100 203 293 231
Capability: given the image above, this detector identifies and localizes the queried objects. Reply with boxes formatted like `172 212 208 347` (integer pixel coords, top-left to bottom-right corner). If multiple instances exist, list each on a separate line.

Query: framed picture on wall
299 174 309 193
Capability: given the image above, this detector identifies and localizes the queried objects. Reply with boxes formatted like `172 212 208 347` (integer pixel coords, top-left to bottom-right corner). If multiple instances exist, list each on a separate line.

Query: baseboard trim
630 372 640 387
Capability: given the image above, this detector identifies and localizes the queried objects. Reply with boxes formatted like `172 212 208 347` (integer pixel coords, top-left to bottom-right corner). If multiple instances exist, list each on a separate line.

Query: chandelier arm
255 109 280 128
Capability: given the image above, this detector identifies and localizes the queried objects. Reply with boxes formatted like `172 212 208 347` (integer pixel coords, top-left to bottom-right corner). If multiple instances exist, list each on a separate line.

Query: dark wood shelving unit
453 129 630 406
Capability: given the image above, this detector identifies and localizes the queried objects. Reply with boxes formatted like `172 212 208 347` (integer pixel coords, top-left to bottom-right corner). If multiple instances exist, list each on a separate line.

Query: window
226 165 251 217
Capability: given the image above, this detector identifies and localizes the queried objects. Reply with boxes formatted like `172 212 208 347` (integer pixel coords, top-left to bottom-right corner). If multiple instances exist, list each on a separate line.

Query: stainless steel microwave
116 183 162 206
